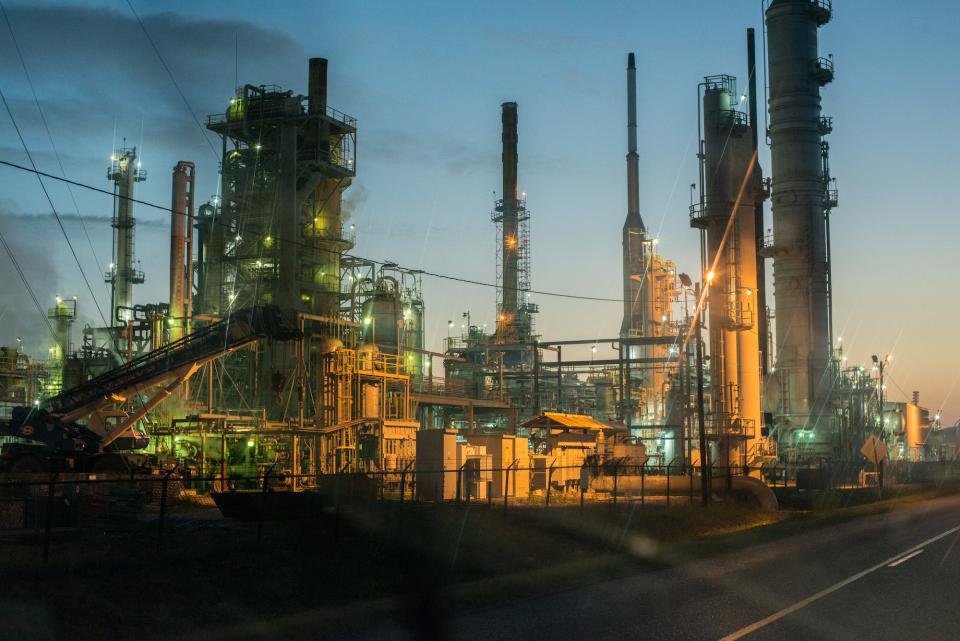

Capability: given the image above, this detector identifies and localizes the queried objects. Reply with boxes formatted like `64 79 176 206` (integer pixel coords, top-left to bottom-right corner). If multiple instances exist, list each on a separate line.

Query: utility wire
0 158 626 304
124 0 219 160
0 0 105 277
0 228 57 343
0 91 110 327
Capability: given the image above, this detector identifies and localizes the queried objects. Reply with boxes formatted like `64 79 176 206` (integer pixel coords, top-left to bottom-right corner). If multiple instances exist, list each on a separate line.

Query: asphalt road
358 493 960 641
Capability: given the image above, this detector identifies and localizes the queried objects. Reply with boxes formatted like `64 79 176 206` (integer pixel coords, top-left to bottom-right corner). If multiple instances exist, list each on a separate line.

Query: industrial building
1 0 948 502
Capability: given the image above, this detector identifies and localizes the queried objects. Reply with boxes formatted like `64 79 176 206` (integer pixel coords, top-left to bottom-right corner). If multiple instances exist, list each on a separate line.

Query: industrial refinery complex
1 0 951 507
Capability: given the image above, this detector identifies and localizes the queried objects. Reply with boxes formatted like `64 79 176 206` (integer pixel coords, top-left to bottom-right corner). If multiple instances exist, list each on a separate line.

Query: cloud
0 4 308 156
0 206 58 354
2 211 166 228
363 126 490 175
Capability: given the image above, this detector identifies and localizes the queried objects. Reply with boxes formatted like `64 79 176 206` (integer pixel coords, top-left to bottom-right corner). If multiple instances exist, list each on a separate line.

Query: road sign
861 434 889 465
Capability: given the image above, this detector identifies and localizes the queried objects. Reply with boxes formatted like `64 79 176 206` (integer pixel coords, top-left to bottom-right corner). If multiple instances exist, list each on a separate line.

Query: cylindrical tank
905 403 924 460
363 383 381 418
589 374 615 417
360 279 402 350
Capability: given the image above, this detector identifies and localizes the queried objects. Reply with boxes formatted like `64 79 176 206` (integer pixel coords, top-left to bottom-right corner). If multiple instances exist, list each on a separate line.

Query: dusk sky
1 1 958 419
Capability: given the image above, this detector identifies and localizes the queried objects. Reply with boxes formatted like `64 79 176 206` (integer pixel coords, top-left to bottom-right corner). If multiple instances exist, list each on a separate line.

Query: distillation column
106 147 146 324
169 161 195 342
766 0 835 454
694 76 762 466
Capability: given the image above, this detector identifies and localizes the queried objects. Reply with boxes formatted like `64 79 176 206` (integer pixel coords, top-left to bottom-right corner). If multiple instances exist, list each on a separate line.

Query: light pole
872 353 891 488
695 274 713 507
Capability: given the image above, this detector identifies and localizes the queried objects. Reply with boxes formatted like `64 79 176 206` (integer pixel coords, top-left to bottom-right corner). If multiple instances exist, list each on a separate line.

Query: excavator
0 306 299 474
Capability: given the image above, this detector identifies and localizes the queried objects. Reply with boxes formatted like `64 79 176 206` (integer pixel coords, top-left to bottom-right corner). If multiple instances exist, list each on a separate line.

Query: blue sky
1 1 958 419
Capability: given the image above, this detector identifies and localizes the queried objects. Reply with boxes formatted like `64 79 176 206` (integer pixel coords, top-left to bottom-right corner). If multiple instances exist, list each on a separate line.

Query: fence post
545 464 555 508
612 464 619 506
400 467 407 504
503 463 511 514
640 462 645 505
42 470 59 566
257 463 277 548
666 461 672 507
456 464 463 509
580 468 585 513
156 466 177 557
689 465 694 505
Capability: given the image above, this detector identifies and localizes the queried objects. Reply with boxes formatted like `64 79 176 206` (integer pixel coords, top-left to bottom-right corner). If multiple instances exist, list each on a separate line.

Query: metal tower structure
198 57 357 416
765 0 837 457
493 102 536 350
105 146 146 324
202 57 356 318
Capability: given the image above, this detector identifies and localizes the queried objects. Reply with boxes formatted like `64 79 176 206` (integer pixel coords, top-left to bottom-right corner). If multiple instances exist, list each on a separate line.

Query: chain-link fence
4 458 960 565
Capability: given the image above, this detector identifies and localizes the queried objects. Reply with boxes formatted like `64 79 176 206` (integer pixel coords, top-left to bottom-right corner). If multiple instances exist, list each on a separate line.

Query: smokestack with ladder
498 102 520 338
105 145 146 325
622 53 649 341
621 52 664 428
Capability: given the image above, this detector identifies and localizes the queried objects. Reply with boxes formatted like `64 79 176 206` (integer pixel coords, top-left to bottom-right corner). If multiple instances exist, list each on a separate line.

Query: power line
0 228 57 343
0 158 626 304
0 91 110 327
123 0 219 160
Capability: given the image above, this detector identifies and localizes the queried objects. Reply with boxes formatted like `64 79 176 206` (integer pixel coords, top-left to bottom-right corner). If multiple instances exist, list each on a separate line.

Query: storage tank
360 278 401 350
905 402 925 461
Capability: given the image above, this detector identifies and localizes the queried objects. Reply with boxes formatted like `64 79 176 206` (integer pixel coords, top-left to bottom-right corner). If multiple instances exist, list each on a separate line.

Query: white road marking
718 523 960 641
888 548 924 567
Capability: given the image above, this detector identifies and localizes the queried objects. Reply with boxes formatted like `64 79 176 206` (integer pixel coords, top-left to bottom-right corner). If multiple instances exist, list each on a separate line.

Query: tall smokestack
622 53 648 339
626 52 641 224
499 101 519 328
308 57 328 115
170 161 195 342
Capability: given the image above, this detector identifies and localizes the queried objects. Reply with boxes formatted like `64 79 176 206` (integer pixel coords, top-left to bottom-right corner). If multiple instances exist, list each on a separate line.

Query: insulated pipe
747 28 769 376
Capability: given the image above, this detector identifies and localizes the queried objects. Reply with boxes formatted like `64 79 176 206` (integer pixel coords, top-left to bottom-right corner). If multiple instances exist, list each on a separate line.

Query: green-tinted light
247 439 255 448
